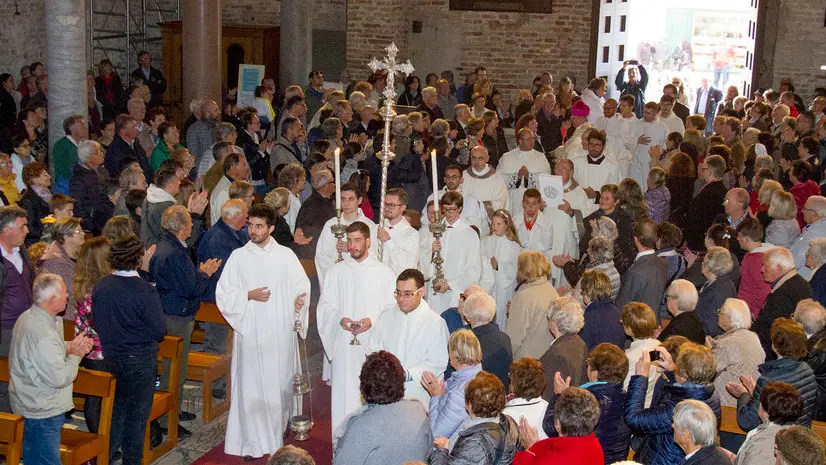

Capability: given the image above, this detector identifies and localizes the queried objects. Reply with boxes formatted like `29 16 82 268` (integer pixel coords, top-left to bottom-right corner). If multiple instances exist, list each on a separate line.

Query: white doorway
595 0 759 112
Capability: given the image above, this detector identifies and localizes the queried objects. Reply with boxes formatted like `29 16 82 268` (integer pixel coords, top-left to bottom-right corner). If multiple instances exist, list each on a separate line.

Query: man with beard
215 204 310 459
422 164 487 233
629 102 668 188
317 221 396 436
574 130 620 206
186 100 220 178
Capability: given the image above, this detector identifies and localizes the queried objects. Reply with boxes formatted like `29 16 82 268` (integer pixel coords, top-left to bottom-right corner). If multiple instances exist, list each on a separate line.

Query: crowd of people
1 50 826 465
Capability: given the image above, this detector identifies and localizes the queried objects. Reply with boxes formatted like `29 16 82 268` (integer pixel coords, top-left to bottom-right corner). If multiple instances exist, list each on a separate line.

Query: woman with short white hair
695 246 737 337
537 297 589 401
708 298 764 407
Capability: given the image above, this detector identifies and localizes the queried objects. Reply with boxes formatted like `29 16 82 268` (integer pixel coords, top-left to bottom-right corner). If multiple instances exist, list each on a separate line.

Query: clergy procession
3 17 826 465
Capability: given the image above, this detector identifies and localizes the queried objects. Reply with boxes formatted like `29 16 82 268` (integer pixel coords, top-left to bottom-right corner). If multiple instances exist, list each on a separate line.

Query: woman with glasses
9 134 32 192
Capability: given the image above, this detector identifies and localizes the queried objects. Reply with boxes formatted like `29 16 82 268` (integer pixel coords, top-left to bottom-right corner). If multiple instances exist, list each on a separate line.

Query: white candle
430 149 439 212
334 148 341 211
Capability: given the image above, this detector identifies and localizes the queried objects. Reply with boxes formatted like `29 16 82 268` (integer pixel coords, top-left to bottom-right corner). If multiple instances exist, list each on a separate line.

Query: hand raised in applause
199 258 222 277
67 334 94 357
187 190 209 216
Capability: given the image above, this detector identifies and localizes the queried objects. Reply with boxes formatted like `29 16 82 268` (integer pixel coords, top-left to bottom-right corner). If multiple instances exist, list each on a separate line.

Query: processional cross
368 43 414 261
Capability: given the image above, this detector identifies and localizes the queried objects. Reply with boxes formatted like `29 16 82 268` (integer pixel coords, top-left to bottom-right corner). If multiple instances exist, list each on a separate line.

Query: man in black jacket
535 93 563 154
693 78 723 135
684 155 727 251
663 83 689 124
658 279 705 344
131 51 167 107
70 140 113 236
104 114 151 179
464 292 512 389
673 400 731 465
756 247 813 359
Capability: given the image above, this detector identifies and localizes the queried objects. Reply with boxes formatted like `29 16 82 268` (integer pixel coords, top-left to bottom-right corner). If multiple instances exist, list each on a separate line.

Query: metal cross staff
368 43 414 261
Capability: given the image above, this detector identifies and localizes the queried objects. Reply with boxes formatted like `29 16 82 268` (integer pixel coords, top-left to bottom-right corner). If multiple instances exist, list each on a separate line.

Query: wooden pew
0 412 23 465
143 336 182 465
720 405 826 446
186 303 232 423
0 359 116 465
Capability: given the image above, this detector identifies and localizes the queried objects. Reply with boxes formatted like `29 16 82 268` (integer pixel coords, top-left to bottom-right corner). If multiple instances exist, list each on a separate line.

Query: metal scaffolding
88 0 180 79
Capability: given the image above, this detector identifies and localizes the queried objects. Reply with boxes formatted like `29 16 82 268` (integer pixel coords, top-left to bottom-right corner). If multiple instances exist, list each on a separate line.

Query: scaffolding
88 0 180 79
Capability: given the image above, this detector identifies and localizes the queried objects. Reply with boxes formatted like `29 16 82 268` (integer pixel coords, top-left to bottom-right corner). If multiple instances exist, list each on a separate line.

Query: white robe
422 187 489 234
462 166 510 218
210 175 231 226
601 115 637 179
497 148 552 218
555 123 592 161
660 112 685 136
420 219 482 313
564 182 597 219
215 238 311 458
481 235 521 330
517 209 575 287
575 155 621 196
629 119 668 188
368 300 450 411
580 89 605 126
317 256 397 434
314 210 377 290
379 217 420 276
285 192 302 233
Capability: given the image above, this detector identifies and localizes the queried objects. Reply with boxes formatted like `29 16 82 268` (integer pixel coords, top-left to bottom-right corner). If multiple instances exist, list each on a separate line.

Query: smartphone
649 350 660 362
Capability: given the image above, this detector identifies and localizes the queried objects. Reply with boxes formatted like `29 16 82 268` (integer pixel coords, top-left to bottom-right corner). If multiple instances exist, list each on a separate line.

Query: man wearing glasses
421 164 487 234
368 268 449 412
378 188 419 276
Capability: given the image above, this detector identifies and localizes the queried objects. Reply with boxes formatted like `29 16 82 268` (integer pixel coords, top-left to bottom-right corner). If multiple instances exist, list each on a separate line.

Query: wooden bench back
0 412 23 465
157 336 183 398
720 405 826 445
195 303 228 325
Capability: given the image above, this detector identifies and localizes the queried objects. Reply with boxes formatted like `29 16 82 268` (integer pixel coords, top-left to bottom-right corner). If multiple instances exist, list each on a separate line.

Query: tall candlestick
334 148 341 211
430 149 439 212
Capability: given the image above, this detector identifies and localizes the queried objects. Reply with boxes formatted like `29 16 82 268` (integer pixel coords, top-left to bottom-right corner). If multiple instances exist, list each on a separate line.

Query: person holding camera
614 60 648 118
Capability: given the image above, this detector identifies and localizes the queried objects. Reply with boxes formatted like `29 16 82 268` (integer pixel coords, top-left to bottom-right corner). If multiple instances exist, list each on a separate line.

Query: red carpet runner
191 377 332 465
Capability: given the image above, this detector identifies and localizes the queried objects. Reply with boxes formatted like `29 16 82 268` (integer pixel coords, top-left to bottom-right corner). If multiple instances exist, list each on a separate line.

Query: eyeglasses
384 202 404 208
394 287 423 299
442 206 459 213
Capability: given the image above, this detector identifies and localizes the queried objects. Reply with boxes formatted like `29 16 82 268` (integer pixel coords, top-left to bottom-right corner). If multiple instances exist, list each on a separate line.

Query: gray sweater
333 400 432 465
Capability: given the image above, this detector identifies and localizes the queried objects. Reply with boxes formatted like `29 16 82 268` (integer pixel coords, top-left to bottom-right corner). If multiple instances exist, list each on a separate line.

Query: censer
289 318 314 441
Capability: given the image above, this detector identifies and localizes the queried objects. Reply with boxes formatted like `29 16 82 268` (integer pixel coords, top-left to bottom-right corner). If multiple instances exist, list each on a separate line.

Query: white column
45 0 89 156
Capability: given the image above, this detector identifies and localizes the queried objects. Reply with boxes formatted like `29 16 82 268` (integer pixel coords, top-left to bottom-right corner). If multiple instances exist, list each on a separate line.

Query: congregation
1 50 826 465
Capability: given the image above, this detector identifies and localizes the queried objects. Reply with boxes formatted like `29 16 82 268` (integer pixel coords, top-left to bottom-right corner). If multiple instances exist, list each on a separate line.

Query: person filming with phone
615 59 648 118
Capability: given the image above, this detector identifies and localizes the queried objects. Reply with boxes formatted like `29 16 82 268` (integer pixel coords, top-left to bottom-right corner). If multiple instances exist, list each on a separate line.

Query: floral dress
74 294 103 360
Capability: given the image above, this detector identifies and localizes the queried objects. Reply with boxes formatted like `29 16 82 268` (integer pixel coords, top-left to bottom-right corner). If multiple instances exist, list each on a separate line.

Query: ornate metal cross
367 43 414 261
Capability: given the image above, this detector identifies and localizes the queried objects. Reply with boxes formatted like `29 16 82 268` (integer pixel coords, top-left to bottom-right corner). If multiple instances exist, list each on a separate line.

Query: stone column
182 0 222 118
280 0 313 91
45 0 89 156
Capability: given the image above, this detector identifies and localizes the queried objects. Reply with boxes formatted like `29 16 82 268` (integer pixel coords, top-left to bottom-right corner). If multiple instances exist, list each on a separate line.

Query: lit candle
430 149 439 212
334 148 341 211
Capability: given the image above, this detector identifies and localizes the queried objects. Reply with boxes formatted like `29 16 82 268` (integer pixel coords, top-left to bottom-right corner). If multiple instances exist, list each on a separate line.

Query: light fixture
821 65 826 71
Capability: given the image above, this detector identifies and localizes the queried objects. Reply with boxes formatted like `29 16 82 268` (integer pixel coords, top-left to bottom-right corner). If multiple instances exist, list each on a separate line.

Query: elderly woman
263 187 296 247
538 297 588 402
558 217 627 289
277 162 306 233
765 190 801 249
727 318 818 431
659 279 705 344
505 250 559 360
734 382 803 465
334 351 431 465
40 218 85 320
707 298 765 407
113 165 148 216
578 270 625 350
580 184 636 265
622 302 661 408
422 329 483 442
625 343 721 465
542 343 631 464
503 358 548 440
774 426 826 465
428 372 519 465
70 140 112 236
682 223 742 290
695 246 738 337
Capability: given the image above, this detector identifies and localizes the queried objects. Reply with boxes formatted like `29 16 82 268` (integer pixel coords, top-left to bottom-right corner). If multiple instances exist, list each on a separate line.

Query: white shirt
1 246 22 273
697 88 709 114
379 217 420 276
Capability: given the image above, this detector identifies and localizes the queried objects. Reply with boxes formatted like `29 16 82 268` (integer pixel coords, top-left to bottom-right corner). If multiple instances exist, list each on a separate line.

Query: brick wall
0 0 46 85
771 0 826 99
344 0 594 102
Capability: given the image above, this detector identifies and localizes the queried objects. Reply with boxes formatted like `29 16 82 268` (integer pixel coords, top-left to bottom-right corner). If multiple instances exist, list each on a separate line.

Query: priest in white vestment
315 184 377 289
658 95 685 136
498 129 552 218
422 164 488 234
597 99 635 179
378 188 420 276
462 146 509 223
421 191 482 313
516 189 574 287
215 205 311 458
317 221 397 435
629 102 669 188
574 131 621 205
481 210 522 330
554 101 593 161
369 268 450 411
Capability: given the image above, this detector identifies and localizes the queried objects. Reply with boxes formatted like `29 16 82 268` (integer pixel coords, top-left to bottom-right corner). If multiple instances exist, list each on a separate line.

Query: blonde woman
481 210 522 330
505 250 558 360
421 329 483 443
765 190 800 249
757 179 783 227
